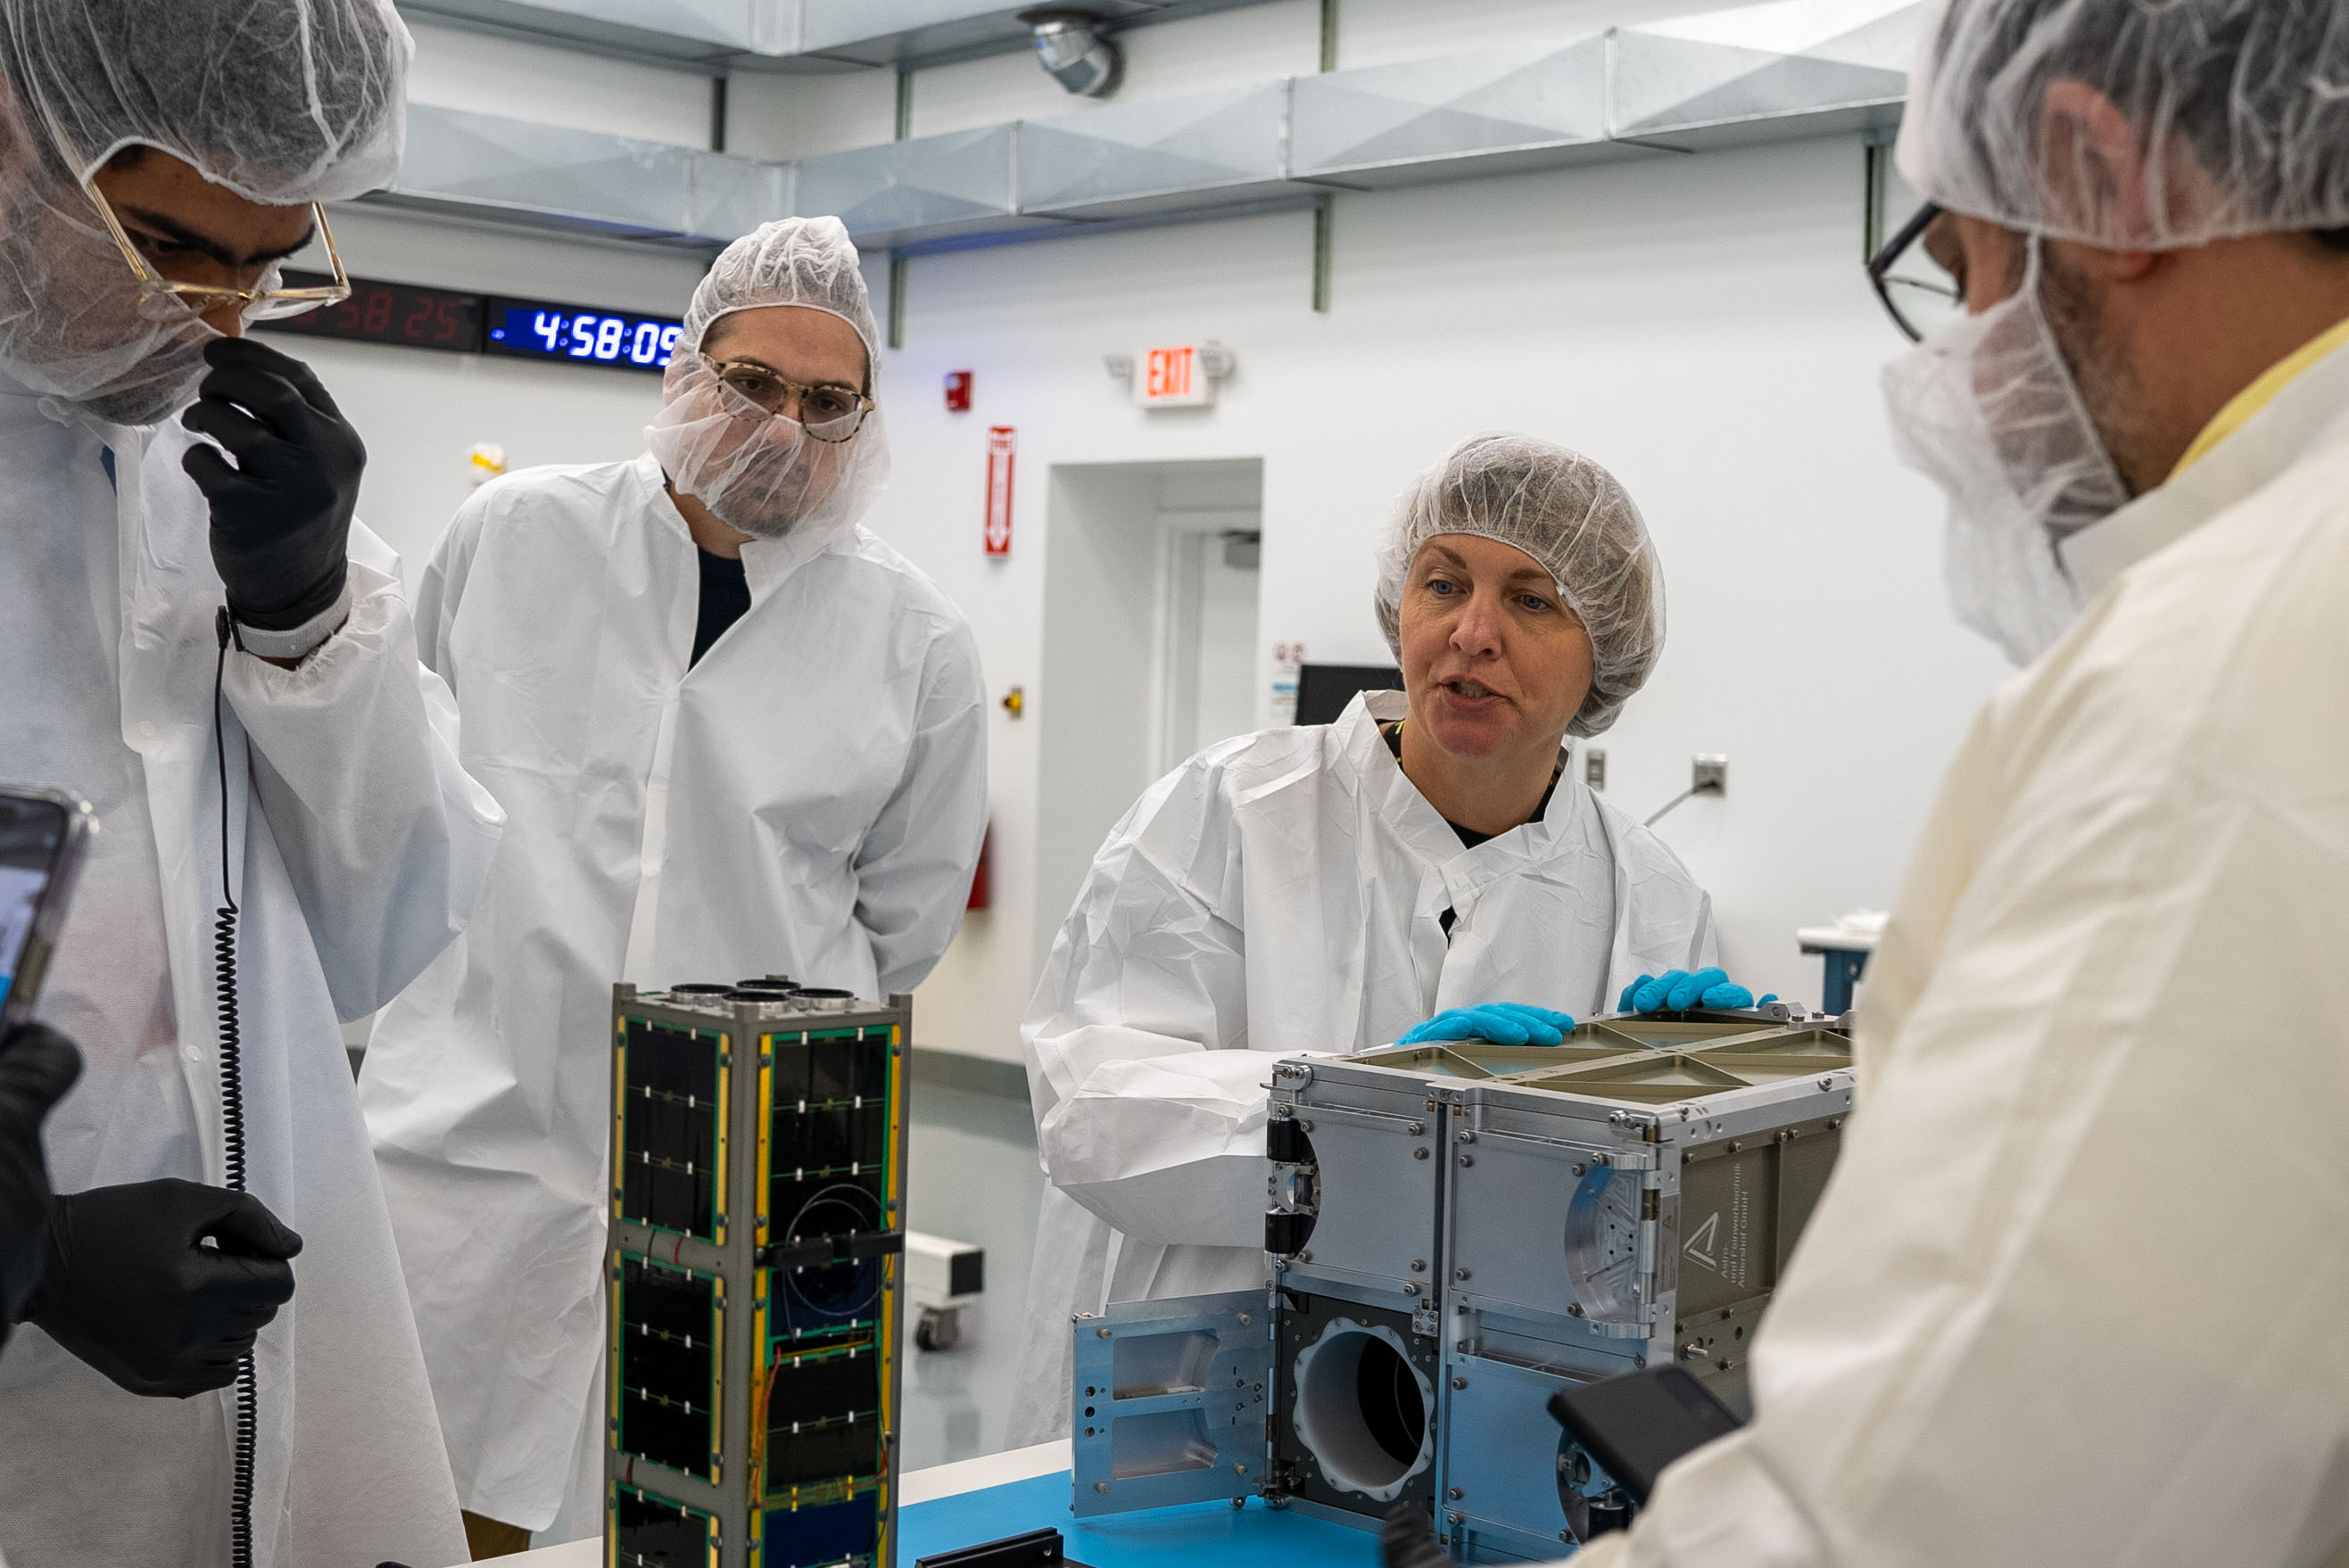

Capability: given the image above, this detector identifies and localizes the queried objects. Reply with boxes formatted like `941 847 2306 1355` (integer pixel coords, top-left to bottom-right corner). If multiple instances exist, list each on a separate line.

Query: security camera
1018 8 1123 98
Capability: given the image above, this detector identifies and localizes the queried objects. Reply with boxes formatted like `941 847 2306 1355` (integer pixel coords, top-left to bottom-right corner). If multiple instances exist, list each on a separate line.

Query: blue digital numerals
531 309 679 367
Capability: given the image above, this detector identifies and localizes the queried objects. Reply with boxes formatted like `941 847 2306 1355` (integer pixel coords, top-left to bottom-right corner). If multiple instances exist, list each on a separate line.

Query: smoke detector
1018 9 1123 98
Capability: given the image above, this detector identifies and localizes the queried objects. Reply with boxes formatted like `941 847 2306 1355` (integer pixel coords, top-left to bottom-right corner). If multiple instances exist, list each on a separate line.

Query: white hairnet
0 0 410 423
1374 434 1663 738
1898 0 2349 249
648 217 890 545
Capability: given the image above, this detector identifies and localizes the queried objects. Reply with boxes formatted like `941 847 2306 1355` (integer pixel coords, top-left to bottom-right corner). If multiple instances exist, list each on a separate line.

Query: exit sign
1136 343 1215 407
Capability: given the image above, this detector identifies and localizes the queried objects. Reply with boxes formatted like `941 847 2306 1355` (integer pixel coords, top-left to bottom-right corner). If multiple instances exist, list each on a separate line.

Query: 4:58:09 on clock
488 303 682 370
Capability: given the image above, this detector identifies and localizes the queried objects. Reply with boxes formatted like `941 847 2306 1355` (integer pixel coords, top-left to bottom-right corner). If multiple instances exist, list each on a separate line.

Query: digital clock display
253 271 685 376
256 270 482 354
484 300 683 374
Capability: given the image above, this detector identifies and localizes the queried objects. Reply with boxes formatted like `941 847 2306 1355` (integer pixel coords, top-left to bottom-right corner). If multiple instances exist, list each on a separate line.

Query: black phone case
0 785 95 1033
1548 1366 1744 1506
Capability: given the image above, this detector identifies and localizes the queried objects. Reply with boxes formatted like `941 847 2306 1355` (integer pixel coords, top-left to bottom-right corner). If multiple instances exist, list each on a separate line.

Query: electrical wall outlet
1584 747 1607 791
1692 754 1729 796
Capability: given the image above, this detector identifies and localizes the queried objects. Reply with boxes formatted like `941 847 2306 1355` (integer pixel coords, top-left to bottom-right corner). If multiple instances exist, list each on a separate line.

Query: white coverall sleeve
1559 759 2349 1567
409 485 496 682
852 615 988 996
1022 763 1269 1252
224 522 504 1021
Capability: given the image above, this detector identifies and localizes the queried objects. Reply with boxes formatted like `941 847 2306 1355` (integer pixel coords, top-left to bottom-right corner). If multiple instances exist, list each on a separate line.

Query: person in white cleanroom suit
360 216 988 1553
0 4 500 1566
1547 2 2349 1565
1011 434 1768 1445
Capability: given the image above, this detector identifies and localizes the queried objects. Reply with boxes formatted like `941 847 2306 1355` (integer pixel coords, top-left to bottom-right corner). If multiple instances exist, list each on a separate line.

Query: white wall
277 206 709 583
1030 465 1169 968
726 67 896 161
405 20 717 146
1170 525 1267 764
882 134 2010 1061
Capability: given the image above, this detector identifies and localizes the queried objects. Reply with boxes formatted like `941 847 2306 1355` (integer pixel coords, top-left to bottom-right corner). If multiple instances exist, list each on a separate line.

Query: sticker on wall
984 425 1016 557
1270 640 1306 725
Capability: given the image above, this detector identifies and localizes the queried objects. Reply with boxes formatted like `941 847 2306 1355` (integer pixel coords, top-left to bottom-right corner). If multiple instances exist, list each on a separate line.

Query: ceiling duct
373 0 1923 254
1016 81 1299 219
1610 0 1915 148
790 124 1043 251
377 103 788 243
1286 35 1627 190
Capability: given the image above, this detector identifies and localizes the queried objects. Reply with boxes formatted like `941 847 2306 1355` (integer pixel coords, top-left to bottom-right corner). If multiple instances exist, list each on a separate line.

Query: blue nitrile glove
1617 969 1778 1014
1397 1003 1576 1047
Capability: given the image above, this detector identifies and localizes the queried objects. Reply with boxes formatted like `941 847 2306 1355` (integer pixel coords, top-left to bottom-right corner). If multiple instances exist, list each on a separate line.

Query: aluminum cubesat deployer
1071 1009 1856 1562
607 981 914 1568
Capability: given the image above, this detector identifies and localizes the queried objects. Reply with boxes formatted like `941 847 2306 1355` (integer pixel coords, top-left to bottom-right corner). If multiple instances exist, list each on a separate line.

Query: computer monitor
1294 663 1404 727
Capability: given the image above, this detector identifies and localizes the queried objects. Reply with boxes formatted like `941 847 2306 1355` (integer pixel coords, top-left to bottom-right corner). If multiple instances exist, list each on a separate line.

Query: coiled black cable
212 607 256 1568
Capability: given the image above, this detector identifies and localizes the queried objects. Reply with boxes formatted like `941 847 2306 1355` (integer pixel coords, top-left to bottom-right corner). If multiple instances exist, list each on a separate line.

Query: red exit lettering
1146 345 1195 400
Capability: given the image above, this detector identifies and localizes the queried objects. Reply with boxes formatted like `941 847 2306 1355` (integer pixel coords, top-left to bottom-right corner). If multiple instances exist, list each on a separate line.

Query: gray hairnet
1373 434 1663 739
649 217 891 546
1898 0 2349 249
0 0 410 421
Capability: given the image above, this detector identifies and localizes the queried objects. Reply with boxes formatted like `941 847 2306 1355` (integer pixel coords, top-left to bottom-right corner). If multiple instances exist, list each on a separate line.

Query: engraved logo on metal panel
1683 1212 1720 1271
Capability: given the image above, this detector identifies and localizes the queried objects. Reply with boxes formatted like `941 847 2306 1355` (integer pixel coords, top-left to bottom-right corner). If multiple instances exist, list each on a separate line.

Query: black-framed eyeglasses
705 356 874 443
1866 200 1964 343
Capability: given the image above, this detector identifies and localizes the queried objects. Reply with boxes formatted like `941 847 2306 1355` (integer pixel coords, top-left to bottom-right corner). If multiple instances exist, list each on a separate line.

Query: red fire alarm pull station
944 370 973 411
983 425 1015 557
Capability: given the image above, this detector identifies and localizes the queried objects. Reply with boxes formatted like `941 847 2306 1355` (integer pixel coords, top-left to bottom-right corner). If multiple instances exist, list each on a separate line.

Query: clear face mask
1880 236 2131 665
645 343 888 545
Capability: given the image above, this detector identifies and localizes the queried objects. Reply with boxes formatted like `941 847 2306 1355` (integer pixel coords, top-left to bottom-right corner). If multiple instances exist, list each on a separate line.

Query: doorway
1032 457 1264 970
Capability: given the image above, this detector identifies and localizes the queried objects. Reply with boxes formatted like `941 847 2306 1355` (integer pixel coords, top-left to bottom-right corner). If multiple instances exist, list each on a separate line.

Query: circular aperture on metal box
1290 1318 1433 1500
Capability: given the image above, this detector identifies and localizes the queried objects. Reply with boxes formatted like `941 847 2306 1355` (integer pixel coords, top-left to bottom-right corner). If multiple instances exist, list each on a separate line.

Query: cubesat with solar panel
606 979 912 1568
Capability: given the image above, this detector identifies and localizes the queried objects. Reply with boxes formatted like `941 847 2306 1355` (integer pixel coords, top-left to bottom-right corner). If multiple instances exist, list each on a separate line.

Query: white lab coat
1570 338 2349 1568
360 452 988 1534
1008 689 1718 1446
0 377 499 1568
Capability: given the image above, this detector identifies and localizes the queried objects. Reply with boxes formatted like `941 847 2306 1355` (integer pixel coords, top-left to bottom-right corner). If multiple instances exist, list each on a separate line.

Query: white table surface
1795 924 1882 953
497 1440 1076 1566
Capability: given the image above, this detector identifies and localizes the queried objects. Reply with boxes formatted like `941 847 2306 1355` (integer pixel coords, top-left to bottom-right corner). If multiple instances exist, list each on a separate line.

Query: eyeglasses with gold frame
705 355 876 442
81 174 351 323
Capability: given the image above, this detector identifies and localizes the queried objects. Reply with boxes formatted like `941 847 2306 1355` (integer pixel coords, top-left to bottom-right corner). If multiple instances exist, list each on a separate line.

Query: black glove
0 1025 81 1341
21 1177 302 1398
180 335 365 632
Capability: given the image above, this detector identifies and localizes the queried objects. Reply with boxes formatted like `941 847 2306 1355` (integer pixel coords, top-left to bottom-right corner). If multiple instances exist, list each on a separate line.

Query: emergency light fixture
1105 341 1237 408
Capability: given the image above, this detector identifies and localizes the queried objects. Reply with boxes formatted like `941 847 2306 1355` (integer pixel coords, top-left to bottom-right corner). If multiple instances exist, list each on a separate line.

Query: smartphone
1548 1366 1743 1506
0 786 95 1033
